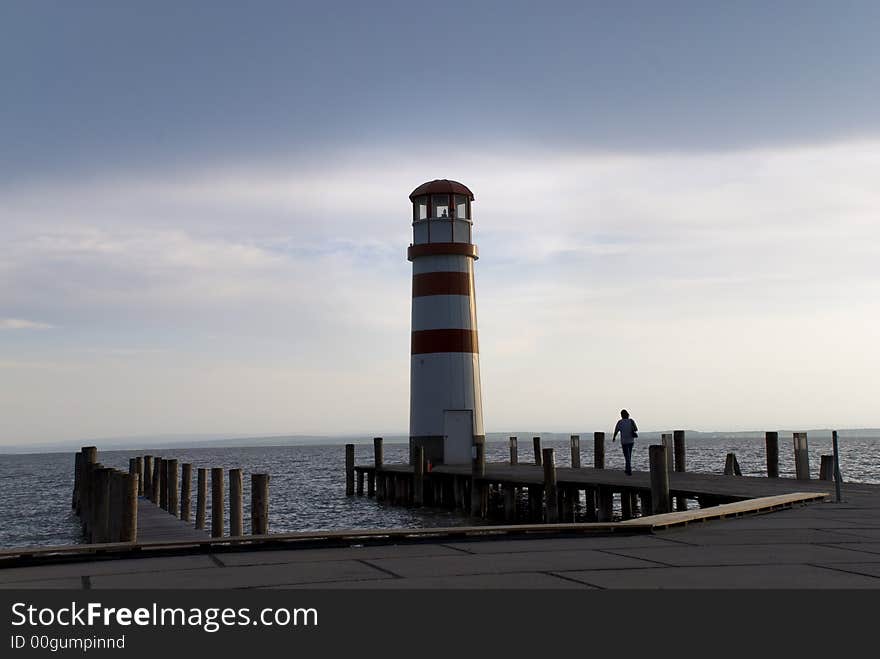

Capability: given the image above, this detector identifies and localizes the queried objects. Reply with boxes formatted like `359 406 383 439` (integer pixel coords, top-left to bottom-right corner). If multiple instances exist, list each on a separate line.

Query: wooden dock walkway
136 498 209 543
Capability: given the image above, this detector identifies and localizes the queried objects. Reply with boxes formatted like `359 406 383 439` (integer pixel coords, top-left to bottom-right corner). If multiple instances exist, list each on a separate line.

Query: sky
1 1 879 446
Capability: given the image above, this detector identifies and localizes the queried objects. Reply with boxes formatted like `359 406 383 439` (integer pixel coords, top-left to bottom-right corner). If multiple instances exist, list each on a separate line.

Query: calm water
1 435 878 549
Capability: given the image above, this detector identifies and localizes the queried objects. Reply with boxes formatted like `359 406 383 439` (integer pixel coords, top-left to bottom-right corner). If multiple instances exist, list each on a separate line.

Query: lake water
1 434 878 549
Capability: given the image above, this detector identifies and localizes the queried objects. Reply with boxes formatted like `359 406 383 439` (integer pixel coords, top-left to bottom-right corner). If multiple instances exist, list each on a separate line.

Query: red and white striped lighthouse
407 179 484 465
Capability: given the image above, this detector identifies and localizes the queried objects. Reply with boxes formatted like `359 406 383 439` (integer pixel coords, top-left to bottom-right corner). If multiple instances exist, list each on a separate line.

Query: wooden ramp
136 498 208 543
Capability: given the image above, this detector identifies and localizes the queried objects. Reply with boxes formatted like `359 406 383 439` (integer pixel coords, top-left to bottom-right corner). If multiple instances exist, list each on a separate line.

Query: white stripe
411 295 475 331
412 255 472 275
410 352 484 438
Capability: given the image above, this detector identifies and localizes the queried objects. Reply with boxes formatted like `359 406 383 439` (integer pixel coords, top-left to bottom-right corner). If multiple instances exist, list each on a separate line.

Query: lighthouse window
413 196 428 220
454 195 468 220
432 195 450 219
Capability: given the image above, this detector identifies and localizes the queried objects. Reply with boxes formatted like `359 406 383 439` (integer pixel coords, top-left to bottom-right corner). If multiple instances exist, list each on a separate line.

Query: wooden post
509 436 518 465
819 455 834 481
724 453 742 476
158 457 167 509
109 470 123 543
367 470 375 497
76 447 98 515
542 448 558 523
94 467 112 543
229 468 243 537
594 432 605 469
673 430 687 510
794 432 810 480
470 441 486 517
630 491 640 517
143 455 153 500
765 431 779 478
584 488 597 521
661 433 673 473
196 468 207 530
533 437 542 466
639 491 652 516
121 471 138 542
356 471 365 495
649 445 671 515
167 459 179 517
597 486 613 522
180 463 192 522
373 437 384 469
621 490 633 520
345 444 355 496
503 484 516 521
832 430 843 503
251 474 270 535
570 435 581 468
150 457 160 504
211 467 224 538
414 446 425 506
72 451 83 510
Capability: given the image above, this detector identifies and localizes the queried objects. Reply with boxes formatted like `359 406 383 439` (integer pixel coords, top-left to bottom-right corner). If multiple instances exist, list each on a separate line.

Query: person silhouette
441 208 448 218
612 409 639 475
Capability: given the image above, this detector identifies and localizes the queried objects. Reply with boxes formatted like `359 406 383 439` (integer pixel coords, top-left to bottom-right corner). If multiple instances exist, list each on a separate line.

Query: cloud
0 318 53 330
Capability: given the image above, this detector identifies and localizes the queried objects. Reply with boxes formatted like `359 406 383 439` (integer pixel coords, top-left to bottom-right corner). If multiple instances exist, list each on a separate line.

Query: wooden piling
673 430 687 510
180 464 192 522
765 431 779 478
819 455 835 481
661 433 673 473
649 445 671 515
509 436 518 465
594 432 605 469
597 486 613 522
367 471 375 497
94 467 112 543
121 471 138 542
570 435 581 468
794 432 810 480
345 444 355 496
72 452 83 510
135 456 144 496
211 467 224 538
621 490 633 520
471 442 486 517
533 437 542 466
542 448 558 523
230 468 243 537
832 430 843 502
414 446 425 506
109 470 123 543
503 484 516 521
373 437 384 469
158 457 167 509
724 453 742 476
167 459 179 517
584 488 597 521
357 471 365 495
195 468 207 530
74 447 97 514
251 474 270 535
639 491 652 516
143 455 153 500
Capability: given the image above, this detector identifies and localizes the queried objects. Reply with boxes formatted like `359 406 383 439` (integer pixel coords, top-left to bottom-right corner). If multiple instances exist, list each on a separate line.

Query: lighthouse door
443 410 474 465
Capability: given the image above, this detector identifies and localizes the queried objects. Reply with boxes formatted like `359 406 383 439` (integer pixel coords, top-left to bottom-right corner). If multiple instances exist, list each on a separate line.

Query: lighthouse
407 179 484 465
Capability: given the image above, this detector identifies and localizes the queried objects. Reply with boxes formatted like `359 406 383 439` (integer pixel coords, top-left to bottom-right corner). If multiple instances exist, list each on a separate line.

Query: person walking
612 409 638 475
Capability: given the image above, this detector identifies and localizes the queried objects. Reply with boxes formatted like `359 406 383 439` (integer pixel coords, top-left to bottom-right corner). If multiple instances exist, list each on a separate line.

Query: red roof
409 179 474 201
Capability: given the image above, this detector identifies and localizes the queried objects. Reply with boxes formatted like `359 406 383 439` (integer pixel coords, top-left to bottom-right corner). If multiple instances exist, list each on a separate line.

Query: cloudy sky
2 1 879 446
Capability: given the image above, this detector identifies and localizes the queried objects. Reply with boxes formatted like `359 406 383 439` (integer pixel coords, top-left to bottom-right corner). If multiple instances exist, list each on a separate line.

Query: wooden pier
70 447 272 544
349 431 846 524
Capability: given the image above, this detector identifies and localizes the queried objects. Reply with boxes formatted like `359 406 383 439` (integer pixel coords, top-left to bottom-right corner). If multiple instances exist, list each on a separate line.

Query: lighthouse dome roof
409 179 474 201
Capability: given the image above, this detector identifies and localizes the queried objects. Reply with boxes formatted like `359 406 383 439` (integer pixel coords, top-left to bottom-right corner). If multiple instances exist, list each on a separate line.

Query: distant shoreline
2 428 879 456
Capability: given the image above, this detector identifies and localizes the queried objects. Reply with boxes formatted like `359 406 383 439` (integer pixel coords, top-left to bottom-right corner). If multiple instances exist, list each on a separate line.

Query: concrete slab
828 529 880 541
91 560 390 589
656 528 860 545
0 554 218 584
557 564 880 589
0 577 84 590
445 535 675 554
813 563 880 579
363 549 658 579
692 516 865 530
823 542 880 556
217 543 465 567
269 572 595 589
603 543 877 566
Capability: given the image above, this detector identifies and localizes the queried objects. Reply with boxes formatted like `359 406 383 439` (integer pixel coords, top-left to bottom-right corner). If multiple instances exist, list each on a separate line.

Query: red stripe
412 271 471 297
411 329 479 354
407 242 478 261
